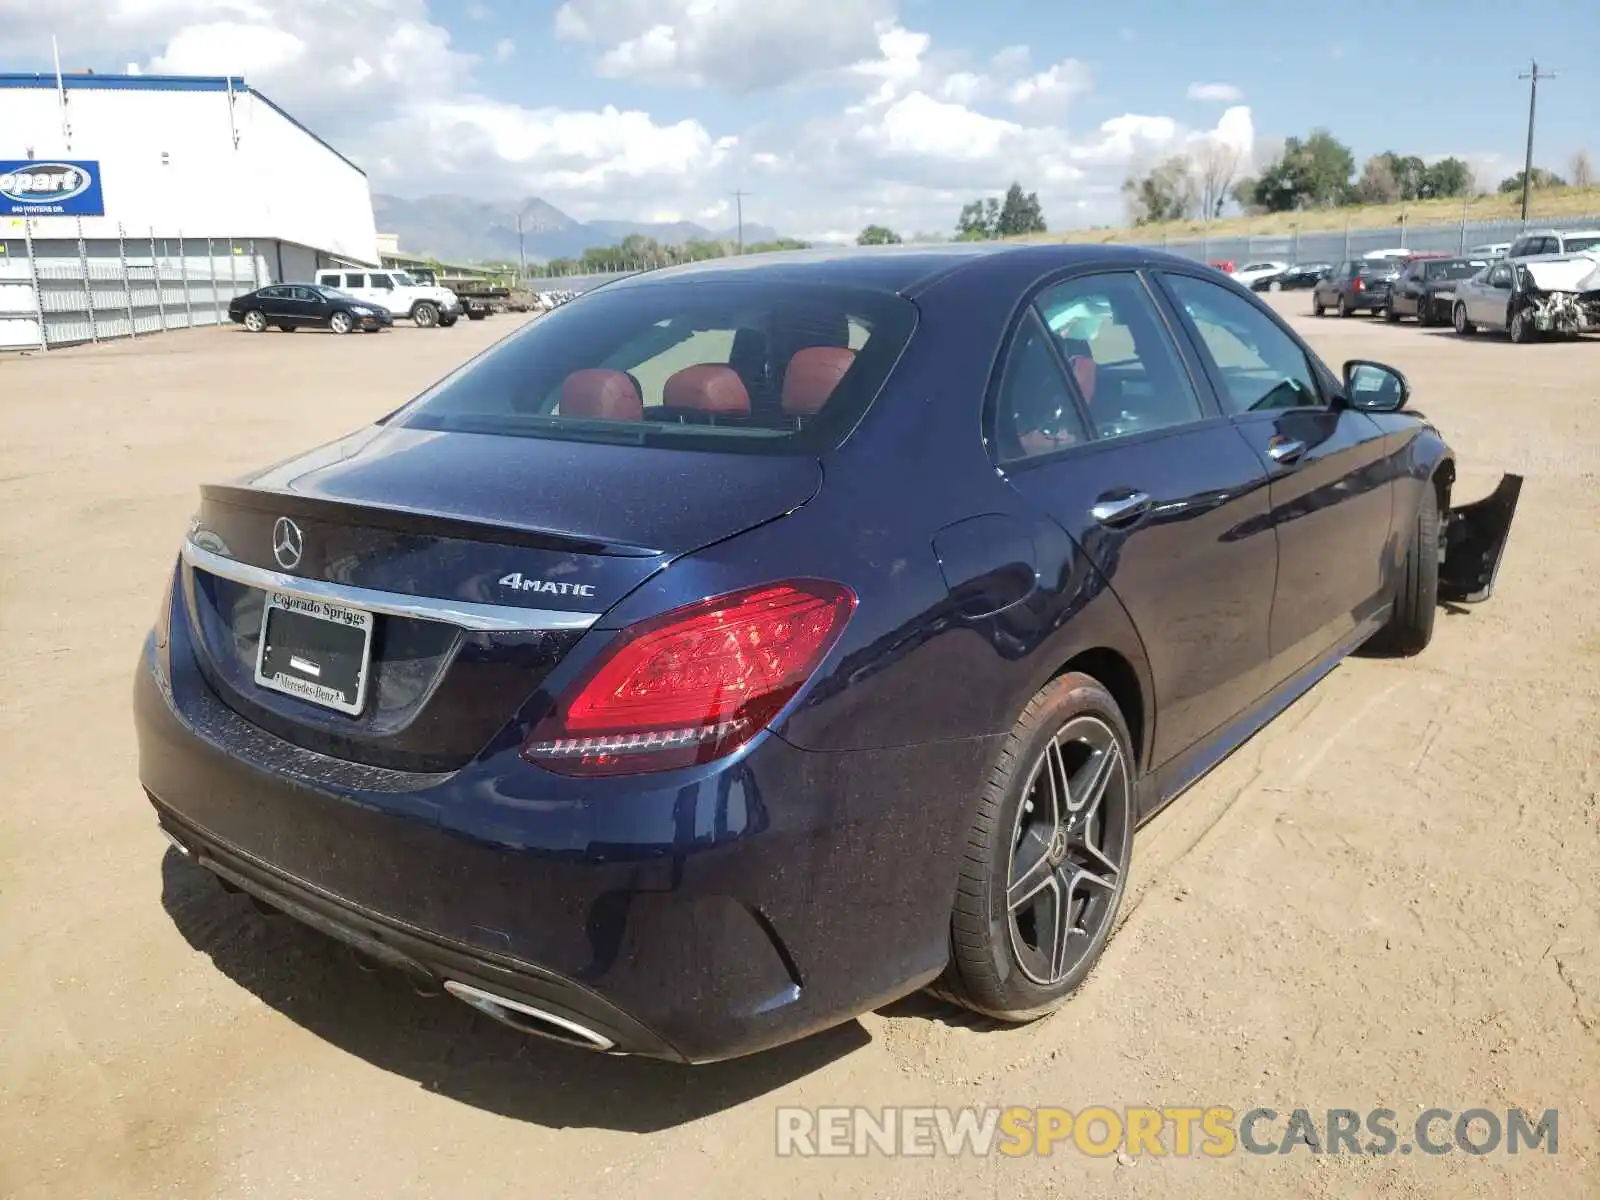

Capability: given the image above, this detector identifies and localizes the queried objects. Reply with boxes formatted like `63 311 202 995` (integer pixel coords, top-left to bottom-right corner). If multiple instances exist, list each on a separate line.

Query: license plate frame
253 590 374 716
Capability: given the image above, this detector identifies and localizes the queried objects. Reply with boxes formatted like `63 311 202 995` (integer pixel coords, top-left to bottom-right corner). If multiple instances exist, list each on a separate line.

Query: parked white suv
315 269 462 328
1506 229 1600 260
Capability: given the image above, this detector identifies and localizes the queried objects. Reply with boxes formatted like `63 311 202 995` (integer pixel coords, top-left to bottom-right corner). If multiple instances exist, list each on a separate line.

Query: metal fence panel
0 227 260 349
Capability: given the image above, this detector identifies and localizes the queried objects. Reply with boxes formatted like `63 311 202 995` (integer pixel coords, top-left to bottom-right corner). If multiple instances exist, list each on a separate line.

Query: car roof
598 242 1168 299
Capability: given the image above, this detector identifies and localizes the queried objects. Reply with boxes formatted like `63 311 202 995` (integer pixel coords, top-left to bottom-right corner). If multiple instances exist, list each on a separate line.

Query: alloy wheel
1006 715 1131 987
330 311 353 334
243 310 266 332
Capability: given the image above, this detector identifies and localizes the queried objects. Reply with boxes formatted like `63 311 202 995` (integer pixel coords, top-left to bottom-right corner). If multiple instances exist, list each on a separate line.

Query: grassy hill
1017 186 1600 246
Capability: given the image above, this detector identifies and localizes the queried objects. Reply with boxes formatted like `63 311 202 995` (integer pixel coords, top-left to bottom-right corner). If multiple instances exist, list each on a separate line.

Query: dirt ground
2 300 1597 1199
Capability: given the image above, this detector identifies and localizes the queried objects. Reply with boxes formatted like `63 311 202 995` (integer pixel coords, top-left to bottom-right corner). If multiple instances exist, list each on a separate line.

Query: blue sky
2 0 1595 239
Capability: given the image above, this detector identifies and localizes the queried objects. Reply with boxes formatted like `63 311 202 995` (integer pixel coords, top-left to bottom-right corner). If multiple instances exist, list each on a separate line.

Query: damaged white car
1452 253 1600 343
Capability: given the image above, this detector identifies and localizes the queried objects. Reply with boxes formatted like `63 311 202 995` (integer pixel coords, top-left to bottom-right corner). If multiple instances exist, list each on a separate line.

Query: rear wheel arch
1047 647 1146 774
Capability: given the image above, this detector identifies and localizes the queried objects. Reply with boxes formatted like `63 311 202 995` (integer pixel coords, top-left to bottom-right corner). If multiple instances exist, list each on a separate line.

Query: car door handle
1266 438 1307 465
1089 490 1152 526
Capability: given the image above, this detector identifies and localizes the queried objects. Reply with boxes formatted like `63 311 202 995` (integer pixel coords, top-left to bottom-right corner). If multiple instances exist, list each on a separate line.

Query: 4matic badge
498 572 596 598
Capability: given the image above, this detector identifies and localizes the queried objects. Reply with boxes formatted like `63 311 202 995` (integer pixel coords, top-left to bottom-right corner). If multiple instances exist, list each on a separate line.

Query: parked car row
1301 237 1600 343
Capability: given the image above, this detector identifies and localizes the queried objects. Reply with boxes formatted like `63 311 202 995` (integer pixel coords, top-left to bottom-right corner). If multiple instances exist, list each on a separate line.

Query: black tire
468 309 487 320
1508 307 1533 344
440 313 458 327
1453 303 1475 336
242 309 267 333
934 672 1136 1021
1313 296 1326 317
276 324 296 332
412 301 439 328
1417 302 1433 328
1385 305 1401 323
1368 484 1439 656
1338 296 1353 318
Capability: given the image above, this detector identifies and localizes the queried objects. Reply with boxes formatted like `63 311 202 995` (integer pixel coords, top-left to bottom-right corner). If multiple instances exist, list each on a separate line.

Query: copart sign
0 161 105 217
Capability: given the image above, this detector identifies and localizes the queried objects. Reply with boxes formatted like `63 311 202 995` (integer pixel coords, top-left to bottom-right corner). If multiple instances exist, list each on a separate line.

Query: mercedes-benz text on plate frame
253 591 373 716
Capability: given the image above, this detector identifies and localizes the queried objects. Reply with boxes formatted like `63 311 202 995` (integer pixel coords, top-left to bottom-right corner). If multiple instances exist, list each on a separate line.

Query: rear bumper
134 589 997 1062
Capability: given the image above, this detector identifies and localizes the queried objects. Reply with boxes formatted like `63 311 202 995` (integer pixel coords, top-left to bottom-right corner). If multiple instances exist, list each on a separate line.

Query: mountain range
372 194 784 265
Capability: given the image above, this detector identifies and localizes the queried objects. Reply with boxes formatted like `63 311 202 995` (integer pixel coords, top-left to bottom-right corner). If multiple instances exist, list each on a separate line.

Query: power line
1516 59 1557 223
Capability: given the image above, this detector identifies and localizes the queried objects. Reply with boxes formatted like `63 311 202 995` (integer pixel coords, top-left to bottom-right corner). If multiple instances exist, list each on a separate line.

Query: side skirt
1136 608 1391 826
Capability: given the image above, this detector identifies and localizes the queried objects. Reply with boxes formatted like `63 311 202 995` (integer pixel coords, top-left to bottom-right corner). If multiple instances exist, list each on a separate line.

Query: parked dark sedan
1387 256 1491 325
228 284 393 333
137 246 1521 1063
1312 259 1401 317
1250 262 1333 292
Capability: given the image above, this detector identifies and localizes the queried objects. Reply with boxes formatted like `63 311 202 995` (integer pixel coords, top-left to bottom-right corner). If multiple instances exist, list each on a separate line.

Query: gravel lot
2 301 1596 1198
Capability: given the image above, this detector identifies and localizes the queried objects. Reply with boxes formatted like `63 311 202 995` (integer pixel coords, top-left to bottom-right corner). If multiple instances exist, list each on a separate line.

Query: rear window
394 279 917 455
1562 234 1600 254
1430 260 1486 280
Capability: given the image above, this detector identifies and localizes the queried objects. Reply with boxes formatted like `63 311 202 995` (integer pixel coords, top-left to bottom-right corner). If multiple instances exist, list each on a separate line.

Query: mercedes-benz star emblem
272 517 304 570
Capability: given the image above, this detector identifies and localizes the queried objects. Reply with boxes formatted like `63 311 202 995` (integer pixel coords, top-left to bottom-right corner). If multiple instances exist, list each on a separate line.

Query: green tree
1253 129 1356 211
1356 155 1401 204
1420 156 1473 199
995 183 1047 236
857 224 903 245
1498 167 1566 193
1123 155 1197 224
956 196 1001 240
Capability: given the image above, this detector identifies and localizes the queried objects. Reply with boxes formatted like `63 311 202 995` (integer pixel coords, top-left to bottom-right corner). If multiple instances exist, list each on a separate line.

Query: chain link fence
1147 213 1600 266
0 219 264 351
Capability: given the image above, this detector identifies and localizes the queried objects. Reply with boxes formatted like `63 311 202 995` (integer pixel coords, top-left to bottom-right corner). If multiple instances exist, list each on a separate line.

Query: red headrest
782 347 856 416
662 364 750 415
1067 355 1096 405
561 369 642 420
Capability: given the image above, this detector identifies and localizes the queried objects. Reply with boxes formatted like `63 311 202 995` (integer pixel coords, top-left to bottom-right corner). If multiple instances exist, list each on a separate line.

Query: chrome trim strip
442 981 618 1051
181 540 600 632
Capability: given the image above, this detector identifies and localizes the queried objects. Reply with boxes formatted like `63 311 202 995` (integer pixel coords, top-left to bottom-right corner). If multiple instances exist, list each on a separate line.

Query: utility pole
731 189 749 255
1517 59 1557 223
515 210 527 282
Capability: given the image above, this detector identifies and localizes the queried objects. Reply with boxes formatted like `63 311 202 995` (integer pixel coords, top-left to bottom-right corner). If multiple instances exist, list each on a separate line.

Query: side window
1034 272 1206 441
344 274 365 288
1162 273 1324 415
991 311 1090 463
291 286 318 301
1508 239 1530 258
369 273 394 288
316 274 339 288
258 286 284 299
1489 263 1511 287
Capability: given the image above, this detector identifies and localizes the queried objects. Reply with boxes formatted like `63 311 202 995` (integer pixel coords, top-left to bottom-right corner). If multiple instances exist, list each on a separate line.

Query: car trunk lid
180 424 822 772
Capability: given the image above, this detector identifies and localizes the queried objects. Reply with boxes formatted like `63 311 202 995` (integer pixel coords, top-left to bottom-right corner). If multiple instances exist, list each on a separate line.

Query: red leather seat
782 347 856 416
662 364 751 416
561 369 643 420
1067 355 1097 404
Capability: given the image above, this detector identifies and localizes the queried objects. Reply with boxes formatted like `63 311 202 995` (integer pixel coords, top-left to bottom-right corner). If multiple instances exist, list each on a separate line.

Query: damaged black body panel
1441 474 1524 603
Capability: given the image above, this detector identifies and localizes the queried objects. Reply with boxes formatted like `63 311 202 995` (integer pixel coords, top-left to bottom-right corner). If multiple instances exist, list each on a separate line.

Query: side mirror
1342 359 1409 413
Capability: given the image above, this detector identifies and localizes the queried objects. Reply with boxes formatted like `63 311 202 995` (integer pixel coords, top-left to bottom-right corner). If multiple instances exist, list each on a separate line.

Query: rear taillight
523 580 856 777
1352 277 1365 292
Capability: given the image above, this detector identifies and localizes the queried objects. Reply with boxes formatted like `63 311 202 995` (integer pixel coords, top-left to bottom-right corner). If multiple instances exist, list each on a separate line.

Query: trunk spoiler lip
1440 472 1523 605
198 482 663 559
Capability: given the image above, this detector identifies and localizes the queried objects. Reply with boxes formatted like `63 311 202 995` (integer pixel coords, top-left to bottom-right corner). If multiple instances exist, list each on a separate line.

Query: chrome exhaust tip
442 980 617 1052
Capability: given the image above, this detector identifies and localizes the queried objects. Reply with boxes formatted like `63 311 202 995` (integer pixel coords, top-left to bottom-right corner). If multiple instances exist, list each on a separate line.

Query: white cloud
555 0 895 90
493 37 515 62
0 0 1262 238
1006 58 1092 114
1186 82 1244 103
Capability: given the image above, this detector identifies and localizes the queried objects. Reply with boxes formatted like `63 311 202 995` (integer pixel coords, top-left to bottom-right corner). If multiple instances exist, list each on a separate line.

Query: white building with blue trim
1 71 379 280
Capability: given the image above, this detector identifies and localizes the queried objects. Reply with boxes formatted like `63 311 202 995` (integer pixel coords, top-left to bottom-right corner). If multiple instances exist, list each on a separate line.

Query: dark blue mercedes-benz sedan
136 244 1522 1062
